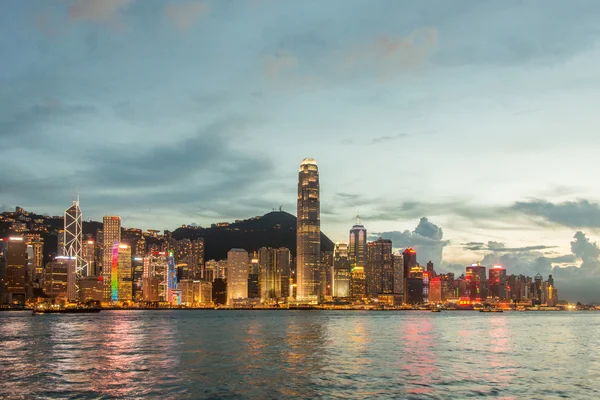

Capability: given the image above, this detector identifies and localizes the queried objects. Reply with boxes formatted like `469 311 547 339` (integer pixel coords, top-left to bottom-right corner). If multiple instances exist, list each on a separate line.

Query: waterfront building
24 234 44 281
392 253 404 296
191 238 204 278
321 251 333 298
406 266 426 304
227 249 249 305
429 274 454 303
296 158 321 302
64 198 85 288
212 278 227 305
248 254 259 300
533 273 544 305
0 237 28 306
117 244 132 302
489 265 507 299
180 279 212 306
83 239 95 276
350 266 366 300
466 263 487 302
78 276 103 302
102 216 121 301
402 248 417 304
366 238 393 296
333 242 350 298
349 216 367 270
43 259 69 298
258 247 285 303
277 248 291 299
143 252 168 302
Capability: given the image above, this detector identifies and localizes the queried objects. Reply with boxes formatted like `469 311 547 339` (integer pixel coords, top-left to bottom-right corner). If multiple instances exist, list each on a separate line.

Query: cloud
462 241 557 253
370 133 409 144
512 199 600 228
474 231 600 303
0 115 278 230
0 99 95 146
347 28 438 76
371 217 449 267
264 50 298 78
68 0 135 23
164 1 208 31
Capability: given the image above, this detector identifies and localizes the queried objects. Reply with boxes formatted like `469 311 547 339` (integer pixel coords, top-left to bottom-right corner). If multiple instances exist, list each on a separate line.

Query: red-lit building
465 264 487 302
488 265 507 299
402 248 417 304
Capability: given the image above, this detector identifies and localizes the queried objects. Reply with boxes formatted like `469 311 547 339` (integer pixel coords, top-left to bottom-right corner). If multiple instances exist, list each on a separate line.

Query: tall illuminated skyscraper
349 216 367 269
296 158 321 302
333 242 350 298
227 248 249 305
64 198 85 284
403 248 417 304
366 238 393 296
117 244 132 302
102 216 121 301
258 247 282 303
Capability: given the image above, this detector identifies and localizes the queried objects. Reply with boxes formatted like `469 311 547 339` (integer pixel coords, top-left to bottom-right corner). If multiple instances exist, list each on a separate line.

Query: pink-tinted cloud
68 0 135 23
347 28 439 75
164 1 208 32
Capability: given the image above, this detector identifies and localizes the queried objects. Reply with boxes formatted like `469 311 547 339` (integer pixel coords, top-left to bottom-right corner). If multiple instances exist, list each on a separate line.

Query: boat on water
479 308 503 313
431 308 441 313
32 308 101 315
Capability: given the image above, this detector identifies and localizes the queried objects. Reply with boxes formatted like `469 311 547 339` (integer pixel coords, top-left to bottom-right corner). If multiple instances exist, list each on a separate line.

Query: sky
2 0 600 300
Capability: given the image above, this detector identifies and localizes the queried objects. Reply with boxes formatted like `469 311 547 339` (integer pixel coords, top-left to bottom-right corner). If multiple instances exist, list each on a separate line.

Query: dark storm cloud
371 217 449 268
511 199 600 228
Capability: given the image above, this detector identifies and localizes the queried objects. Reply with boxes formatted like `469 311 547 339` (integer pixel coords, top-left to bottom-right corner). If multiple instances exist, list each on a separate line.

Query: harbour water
1 310 599 399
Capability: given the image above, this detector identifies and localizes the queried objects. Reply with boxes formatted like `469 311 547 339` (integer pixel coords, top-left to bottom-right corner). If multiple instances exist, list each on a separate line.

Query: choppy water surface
1 310 599 399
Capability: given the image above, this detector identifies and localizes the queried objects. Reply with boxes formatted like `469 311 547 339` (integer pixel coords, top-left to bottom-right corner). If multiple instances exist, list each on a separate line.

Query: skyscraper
0 237 28 306
402 248 417 304
349 216 367 269
258 247 282 303
366 238 393 296
64 198 85 284
489 265 507 299
102 216 121 301
466 264 487 302
333 242 350 298
117 244 132 302
277 248 291 299
227 248 249 305
296 158 321 302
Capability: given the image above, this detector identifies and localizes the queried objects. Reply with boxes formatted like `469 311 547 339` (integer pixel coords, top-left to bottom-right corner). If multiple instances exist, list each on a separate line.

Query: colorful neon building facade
111 242 119 302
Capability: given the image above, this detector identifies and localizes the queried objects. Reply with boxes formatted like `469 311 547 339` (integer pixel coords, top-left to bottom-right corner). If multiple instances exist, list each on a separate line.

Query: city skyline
2 1 600 301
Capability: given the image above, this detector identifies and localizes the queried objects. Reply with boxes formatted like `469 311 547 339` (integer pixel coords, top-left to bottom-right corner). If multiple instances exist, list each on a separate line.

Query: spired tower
296 158 321 302
349 215 367 268
64 196 85 298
